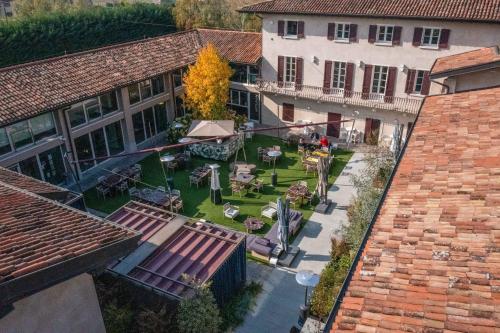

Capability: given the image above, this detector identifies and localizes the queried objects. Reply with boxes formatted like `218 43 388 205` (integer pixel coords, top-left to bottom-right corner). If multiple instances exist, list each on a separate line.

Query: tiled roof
331 86 500 332
240 0 500 23
198 28 262 64
431 45 500 76
0 167 76 203
0 30 202 127
0 29 262 128
0 180 140 304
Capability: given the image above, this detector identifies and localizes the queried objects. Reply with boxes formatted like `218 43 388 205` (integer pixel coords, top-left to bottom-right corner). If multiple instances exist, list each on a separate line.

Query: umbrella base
210 189 222 204
315 199 332 214
277 246 300 267
271 172 278 186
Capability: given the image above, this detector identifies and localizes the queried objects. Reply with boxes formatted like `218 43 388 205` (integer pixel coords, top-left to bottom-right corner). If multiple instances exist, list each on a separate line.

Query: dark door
364 118 381 145
327 113 341 138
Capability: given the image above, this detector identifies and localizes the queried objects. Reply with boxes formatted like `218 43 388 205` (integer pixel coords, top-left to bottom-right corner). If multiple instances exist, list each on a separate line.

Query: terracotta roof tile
240 0 500 22
431 46 500 76
0 181 139 284
0 29 262 128
331 86 500 332
198 28 262 64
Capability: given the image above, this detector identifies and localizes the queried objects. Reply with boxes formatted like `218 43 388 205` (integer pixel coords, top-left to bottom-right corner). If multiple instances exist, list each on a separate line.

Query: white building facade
241 1 500 144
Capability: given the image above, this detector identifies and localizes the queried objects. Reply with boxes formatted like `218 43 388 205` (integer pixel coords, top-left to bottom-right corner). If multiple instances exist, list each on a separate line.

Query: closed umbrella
277 197 290 254
315 157 329 204
390 122 402 158
209 164 222 204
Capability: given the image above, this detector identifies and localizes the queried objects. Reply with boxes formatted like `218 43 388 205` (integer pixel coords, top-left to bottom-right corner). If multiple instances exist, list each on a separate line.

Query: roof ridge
196 27 261 34
0 29 198 73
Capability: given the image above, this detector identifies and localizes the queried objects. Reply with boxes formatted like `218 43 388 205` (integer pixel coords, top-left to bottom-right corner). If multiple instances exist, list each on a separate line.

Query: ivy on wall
0 3 176 68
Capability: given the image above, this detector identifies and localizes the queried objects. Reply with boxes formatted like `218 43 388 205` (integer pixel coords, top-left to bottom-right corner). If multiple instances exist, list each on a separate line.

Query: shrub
177 283 222 333
103 302 134 333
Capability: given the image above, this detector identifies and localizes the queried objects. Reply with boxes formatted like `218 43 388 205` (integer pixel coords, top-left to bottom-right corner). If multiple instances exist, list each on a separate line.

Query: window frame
331 61 347 90
5 112 58 152
376 25 394 44
335 23 351 41
68 91 120 129
229 89 249 107
371 65 389 95
421 27 441 48
284 56 297 84
285 20 299 38
128 76 166 105
413 70 426 95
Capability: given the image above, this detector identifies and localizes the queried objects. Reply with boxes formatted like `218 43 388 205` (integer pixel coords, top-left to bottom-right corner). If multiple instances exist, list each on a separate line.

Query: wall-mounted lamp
399 64 408 73
357 60 364 69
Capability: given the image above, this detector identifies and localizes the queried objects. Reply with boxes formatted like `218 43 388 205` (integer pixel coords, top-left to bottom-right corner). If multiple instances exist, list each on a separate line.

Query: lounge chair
261 201 278 220
223 203 240 220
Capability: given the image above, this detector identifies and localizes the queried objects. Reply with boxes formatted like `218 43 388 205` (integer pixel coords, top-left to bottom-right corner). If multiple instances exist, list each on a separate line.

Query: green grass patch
84 134 353 234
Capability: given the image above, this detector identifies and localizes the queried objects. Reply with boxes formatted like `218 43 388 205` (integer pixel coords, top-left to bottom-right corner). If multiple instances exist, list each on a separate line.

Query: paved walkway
237 152 367 333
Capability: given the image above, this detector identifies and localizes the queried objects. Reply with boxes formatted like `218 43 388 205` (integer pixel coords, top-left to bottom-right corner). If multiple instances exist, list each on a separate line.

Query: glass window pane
240 92 248 106
91 128 108 163
10 121 33 149
39 146 66 184
173 69 183 88
143 108 156 138
287 21 297 35
132 112 145 144
105 121 124 156
248 66 259 84
85 98 101 121
100 91 118 115
140 80 152 100
128 84 141 105
0 127 12 156
74 134 94 172
154 103 168 132
19 156 42 180
31 113 56 141
249 93 260 121
231 64 247 83
175 96 185 118
152 76 165 95
69 105 86 128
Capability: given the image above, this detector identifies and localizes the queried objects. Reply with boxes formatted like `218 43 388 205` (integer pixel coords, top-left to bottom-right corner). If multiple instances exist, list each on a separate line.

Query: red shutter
368 25 377 43
349 24 358 42
295 57 304 91
412 27 423 46
384 67 397 103
362 65 373 99
405 69 416 94
344 62 354 97
323 61 333 93
421 71 431 95
298 21 305 38
393 26 402 46
327 23 335 40
277 56 284 87
282 103 294 122
439 29 450 49
278 20 285 36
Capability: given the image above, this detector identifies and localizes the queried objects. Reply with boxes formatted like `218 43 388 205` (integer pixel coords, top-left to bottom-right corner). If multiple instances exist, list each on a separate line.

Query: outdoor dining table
305 156 320 164
244 217 264 234
234 173 256 185
311 150 330 158
102 174 122 188
134 188 178 206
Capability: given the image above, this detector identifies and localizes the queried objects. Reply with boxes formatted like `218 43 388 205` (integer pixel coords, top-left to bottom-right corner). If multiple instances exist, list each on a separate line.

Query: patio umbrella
296 270 320 306
209 164 222 204
315 157 330 204
277 197 290 254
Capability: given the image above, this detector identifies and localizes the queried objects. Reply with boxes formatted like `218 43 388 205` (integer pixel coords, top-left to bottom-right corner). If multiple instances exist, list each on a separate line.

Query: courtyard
84 134 353 235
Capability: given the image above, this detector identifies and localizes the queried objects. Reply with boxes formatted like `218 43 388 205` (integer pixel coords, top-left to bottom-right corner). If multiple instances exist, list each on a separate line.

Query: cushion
251 243 272 257
255 238 270 246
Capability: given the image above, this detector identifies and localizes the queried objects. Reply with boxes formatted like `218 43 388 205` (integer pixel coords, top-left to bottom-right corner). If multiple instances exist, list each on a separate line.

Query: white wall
261 15 500 98
0 274 106 333
451 68 500 92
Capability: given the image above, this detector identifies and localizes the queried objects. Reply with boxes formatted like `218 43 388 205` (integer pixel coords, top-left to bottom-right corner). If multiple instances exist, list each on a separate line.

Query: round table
244 217 264 234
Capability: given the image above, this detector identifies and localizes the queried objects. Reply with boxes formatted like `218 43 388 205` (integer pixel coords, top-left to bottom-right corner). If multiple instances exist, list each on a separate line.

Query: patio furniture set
129 186 184 213
300 149 334 175
257 146 282 166
96 164 142 199
287 181 315 208
161 152 191 173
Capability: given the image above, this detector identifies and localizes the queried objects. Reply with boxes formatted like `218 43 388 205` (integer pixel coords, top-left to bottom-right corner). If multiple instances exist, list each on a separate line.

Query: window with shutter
335 23 350 41
282 103 294 122
277 56 284 87
344 63 355 97
371 65 389 95
284 21 299 38
412 27 423 46
406 70 430 95
323 61 333 93
421 71 431 95
421 28 441 48
295 58 303 91
285 57 297 84
376 25 394 44
405 69 416 94
384 67 397 103
362 65 373 99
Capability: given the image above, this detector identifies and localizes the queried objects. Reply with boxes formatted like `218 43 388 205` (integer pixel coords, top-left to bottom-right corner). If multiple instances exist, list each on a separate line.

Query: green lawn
84 134 353 234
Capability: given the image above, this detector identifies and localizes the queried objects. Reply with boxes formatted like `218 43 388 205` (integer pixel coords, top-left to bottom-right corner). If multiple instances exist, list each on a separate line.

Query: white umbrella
296 270 320 306
277 197 290 254
390 123 402 158
209 164 221 204
315 157 330 204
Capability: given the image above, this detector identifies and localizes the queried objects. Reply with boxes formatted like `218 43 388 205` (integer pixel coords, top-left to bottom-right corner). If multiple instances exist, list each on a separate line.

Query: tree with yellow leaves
183 43 233 120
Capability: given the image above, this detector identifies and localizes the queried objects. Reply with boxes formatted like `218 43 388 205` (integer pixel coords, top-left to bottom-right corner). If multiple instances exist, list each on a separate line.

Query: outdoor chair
287 194 300 209
252 179 264 192
97 176 106 184
305 164 317 175
298 145 305 155
304 192 315 206
298 180 308 188
173 199 184 213
131 172 141 185
171 189 181 197
96 184 110 199
134 164 143 176
117 181 128 195
231 184 244 197
166 161 178 173
223 203 240 220
262 154 273 166
157 186 166 192
189 175 202 188
128 187 138 198
261 201 278 220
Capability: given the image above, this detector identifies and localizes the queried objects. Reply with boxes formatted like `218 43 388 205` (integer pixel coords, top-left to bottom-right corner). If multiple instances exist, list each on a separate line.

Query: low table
244 217 264 234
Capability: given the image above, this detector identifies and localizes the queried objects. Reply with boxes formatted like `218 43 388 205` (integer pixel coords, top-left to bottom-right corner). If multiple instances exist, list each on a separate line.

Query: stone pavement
237 152 367 333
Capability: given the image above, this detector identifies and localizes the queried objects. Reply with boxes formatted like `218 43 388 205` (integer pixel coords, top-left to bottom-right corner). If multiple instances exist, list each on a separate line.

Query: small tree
183 43 232 120
177 283 222 333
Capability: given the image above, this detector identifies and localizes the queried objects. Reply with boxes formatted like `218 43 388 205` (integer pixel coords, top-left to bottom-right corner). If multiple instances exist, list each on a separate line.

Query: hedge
0 3 175 68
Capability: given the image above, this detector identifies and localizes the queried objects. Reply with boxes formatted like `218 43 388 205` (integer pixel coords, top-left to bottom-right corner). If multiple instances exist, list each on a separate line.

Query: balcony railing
257 80 423 115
